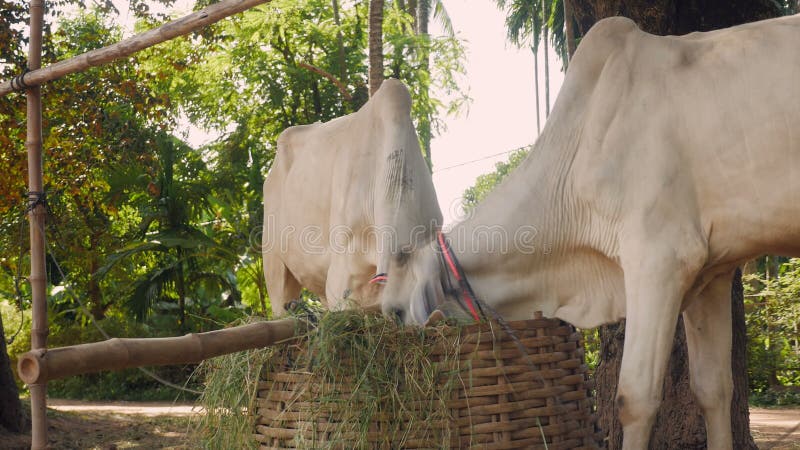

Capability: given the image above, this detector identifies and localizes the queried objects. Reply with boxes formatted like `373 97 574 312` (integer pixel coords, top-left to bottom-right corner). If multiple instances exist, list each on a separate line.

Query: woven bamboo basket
254 312 600 449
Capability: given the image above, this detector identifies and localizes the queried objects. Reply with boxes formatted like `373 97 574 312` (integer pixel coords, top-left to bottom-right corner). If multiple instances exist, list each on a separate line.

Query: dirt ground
750 408 800 450
0 400 197 450
1 401 798 449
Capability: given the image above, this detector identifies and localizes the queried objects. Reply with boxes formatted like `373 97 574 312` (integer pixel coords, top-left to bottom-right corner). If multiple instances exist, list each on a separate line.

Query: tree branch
297 61 353 102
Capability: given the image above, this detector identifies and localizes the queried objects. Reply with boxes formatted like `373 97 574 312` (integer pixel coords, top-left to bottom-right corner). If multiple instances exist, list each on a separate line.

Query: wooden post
0 0 273 98
18 319 300 385
25 0 47 447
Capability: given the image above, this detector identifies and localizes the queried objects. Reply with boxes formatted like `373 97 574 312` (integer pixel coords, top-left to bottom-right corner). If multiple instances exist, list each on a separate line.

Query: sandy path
47 398 201 416
750 408 800 449
26 401 800 449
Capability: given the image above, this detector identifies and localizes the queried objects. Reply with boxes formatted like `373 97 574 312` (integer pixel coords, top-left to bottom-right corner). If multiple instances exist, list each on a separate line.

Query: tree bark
563 0 577 59
569 0 780 37
731 268 758 450
368 0 384 97
0 312 25 433
541 0 550 118
595 271 756 449
532 46 541 134
330 0 347 86
574 2 783 448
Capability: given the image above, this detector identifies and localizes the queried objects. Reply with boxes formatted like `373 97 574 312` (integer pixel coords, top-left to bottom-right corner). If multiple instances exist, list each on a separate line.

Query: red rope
369 273 388 284
437 232 481 322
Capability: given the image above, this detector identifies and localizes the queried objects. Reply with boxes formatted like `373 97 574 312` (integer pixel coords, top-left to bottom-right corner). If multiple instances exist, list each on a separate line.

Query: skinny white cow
263 79 441 317
380 15 800 449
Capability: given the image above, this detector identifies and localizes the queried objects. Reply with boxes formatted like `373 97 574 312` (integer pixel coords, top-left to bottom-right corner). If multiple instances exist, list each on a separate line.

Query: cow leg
683 273 733 450
263 259 301 318
618 254 699 450
325 261 353 311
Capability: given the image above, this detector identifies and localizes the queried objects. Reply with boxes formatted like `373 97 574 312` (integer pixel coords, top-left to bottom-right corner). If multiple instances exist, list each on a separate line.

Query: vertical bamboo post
26 0 48 448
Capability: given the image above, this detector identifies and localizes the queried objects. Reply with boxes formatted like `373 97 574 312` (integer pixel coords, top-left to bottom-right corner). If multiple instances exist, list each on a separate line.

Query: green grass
192 310 467 449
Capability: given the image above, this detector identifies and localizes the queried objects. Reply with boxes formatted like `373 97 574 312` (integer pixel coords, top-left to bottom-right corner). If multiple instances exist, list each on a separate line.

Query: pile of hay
195 310 599 450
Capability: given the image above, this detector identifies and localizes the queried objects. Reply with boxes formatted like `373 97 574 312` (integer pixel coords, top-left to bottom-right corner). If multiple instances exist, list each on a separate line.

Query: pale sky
430 0 564 223
105 0 566 224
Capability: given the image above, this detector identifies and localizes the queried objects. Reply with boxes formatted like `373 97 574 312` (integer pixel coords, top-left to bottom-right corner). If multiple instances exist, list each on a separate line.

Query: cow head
380 240 441 324
379 234 479 325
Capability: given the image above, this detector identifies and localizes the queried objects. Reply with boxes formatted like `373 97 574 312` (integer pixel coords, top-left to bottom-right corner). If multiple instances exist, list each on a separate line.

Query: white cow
262 79 441 317
380 15 800 449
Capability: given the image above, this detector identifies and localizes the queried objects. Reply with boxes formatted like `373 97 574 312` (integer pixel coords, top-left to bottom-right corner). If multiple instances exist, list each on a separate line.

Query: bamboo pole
18 319 299 385
25 0 48 447
0 0 273 98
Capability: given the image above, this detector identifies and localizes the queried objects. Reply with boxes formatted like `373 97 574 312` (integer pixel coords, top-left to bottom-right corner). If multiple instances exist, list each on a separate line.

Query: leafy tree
495 0 567 131
744 258 800 391
461 147 528 211
96 132 244 331
1 0 469 410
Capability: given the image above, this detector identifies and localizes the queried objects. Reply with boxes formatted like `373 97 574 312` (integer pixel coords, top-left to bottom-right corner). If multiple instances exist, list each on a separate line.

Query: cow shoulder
371 78 413 122
274 124 314 170
578 16 639 60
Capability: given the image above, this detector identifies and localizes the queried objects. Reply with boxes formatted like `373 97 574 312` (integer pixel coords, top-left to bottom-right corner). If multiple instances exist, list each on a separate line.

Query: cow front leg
325 261 355 311
617 303 681 449
684 273 734 450
618 254 699 449
263 259 302 318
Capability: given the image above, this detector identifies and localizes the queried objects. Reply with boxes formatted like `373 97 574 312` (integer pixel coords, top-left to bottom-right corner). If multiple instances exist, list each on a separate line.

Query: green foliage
45 314 201 401
1 300 31 388
744 257 800 394
47 365 198 402
1 0 469 404
494 0 567 66
461 147 529 211
748 388 800 407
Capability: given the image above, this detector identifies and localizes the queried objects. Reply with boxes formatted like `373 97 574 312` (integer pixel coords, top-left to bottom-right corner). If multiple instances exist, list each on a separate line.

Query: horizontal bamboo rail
17 318 299 385
0 0 273 97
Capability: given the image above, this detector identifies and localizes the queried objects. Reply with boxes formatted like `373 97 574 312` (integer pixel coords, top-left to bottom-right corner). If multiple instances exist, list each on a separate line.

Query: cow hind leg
618 252 701 450
263 259 302 318
683 273 734 450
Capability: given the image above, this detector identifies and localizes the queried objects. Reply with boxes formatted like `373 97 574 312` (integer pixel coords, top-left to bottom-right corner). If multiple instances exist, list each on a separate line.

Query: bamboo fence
10 0 277 446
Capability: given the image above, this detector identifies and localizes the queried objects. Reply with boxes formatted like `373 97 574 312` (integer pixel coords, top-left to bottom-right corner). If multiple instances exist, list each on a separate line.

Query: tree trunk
367 0 384 97
391 0 408 79
541 0 550 118
571 2 783 448
595 271 756 449
176 255 187 333
88 244 107 320
0 312 25 433
596 319 707 449
330 0 347 86
564 0 577 59
731 268 758 450
532 46 541 134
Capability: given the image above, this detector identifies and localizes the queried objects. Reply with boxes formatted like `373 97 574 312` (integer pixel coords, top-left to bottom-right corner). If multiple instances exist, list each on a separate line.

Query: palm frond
128 265 175 321
432 0 455 37
495 0 567 62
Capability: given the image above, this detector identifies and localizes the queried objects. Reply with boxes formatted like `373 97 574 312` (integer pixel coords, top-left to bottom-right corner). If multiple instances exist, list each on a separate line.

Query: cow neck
441 125 624 326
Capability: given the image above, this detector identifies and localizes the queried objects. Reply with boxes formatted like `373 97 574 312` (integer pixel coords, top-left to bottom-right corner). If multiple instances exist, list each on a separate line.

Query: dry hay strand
253 310 600 450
